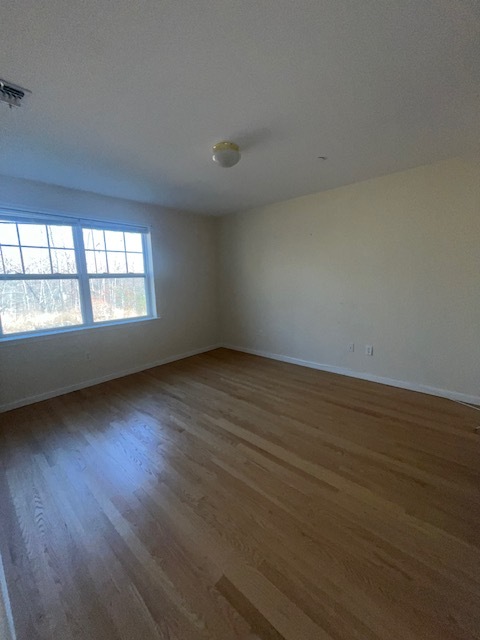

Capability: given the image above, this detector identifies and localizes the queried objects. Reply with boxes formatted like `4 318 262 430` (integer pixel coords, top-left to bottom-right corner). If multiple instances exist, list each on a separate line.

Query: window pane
86 250 107 274
22 247 52 274
90 277 147 322
106 251 126 274
47 225 74 249
51 249 77 274
83 229 105 251
0 279 82 334
2 246 23 273
124 232 143 252
92 229 105 250
0 222 19 245
127 252 144 273
83 228 94 250
104 230 125 252
18 224 48 247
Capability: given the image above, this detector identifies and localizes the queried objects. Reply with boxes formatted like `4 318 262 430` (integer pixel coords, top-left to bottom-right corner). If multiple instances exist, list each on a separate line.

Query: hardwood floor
0 348 479 640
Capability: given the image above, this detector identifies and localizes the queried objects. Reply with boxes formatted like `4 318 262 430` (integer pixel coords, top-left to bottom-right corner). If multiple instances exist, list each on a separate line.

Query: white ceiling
0 1 478 214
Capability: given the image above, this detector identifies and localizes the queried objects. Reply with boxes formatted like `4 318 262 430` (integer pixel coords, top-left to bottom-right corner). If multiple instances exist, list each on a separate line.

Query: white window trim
0 208 157 341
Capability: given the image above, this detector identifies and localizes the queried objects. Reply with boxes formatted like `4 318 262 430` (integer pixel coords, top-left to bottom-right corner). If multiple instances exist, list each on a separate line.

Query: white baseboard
3 342 478 413
223 344 480 406
0 344 222 413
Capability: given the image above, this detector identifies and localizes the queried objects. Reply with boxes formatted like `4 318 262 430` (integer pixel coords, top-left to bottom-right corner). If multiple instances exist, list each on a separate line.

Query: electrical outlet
348 342 355 352
365 345 373 356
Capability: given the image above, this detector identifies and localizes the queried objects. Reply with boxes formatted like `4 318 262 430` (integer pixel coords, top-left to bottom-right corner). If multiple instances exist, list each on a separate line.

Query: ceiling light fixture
212 141 241 168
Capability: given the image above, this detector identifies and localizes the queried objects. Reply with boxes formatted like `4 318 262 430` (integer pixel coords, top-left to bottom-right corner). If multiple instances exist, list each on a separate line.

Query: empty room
0 1 479 639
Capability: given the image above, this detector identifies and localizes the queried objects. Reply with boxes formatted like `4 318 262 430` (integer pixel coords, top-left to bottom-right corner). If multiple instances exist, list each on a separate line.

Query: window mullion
73 225 93 325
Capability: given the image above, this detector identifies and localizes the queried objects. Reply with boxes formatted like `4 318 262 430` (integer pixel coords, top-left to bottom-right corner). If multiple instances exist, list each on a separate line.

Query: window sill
0 315 160 346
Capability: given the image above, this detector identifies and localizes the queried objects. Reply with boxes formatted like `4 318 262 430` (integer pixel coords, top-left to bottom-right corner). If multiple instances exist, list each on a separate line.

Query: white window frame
0 209 157 341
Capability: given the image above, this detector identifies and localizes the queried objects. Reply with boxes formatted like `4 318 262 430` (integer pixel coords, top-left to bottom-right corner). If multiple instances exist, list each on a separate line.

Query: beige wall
0 176 219 410
219 158 480 402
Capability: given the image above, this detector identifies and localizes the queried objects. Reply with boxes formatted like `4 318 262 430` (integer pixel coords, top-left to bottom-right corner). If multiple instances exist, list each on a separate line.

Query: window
0 211 155 339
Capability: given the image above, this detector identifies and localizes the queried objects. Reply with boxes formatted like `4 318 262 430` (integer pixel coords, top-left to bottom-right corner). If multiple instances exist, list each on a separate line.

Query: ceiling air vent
0 79 31 108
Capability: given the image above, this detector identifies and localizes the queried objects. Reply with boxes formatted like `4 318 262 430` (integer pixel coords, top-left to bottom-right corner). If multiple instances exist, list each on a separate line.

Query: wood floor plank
0 348 479 639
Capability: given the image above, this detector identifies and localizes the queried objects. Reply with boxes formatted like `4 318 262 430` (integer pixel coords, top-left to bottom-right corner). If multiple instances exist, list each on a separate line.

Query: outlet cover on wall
348 342 355 352
365 345 373 356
